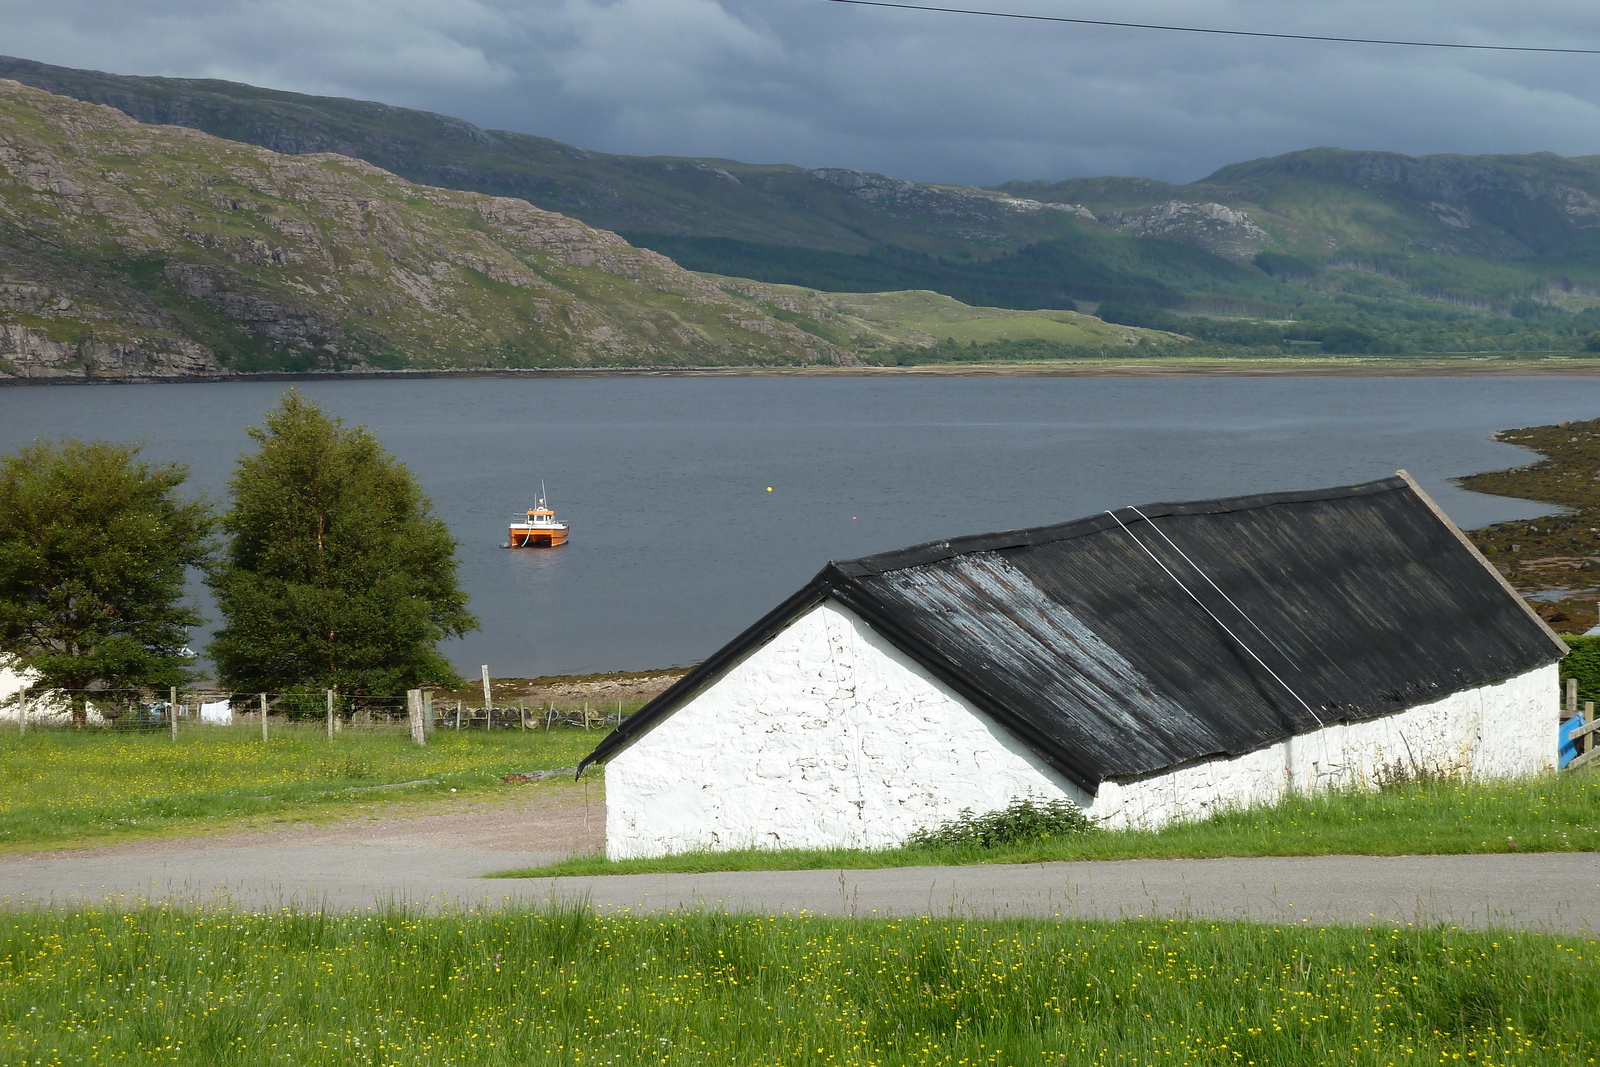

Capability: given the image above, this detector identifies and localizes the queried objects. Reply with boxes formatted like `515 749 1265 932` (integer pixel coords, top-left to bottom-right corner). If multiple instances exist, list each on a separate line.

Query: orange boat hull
510 527 568 547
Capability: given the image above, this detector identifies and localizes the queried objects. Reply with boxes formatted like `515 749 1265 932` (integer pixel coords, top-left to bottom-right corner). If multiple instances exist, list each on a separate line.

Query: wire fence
0 687 629 738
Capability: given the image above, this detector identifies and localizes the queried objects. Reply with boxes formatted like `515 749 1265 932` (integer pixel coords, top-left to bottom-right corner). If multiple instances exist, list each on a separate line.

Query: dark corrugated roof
580 474 1565 790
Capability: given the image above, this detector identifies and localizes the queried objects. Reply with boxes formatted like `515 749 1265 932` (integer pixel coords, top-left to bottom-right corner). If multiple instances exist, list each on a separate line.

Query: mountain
0 55 1075 258
8 54 1600 357
0 79 852 376
0 55 1299 318
0 79 1168 377
1010 147 1600 290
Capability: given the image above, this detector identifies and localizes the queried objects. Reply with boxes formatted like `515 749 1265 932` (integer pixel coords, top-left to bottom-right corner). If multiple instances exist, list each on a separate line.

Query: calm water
1 375 1596 676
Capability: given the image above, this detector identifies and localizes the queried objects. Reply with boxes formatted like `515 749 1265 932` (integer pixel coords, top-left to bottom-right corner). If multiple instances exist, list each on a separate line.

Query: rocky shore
1460 417 1600 632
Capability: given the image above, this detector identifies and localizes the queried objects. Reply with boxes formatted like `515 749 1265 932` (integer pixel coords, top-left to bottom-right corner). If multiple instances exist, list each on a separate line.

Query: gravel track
2 791 1595 931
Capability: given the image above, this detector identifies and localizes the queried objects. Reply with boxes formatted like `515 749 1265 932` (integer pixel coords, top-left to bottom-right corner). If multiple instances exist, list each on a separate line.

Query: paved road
2 846 1596 932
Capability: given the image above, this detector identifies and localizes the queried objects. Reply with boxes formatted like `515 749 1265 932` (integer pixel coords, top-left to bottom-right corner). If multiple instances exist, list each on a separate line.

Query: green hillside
8 54 1600 357
0 79 1176 377
0 79 855 376
0 54 1074 258
0 55 1291 321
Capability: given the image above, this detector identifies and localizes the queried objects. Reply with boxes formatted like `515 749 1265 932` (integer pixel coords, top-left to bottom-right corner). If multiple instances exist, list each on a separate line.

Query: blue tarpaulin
1560 714 1587 769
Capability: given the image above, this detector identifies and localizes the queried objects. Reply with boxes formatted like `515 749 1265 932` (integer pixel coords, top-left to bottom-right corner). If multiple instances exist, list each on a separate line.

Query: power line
822 0 1600 54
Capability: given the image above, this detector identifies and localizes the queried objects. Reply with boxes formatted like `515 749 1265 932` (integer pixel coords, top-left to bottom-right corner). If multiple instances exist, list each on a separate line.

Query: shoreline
11 356 1600 385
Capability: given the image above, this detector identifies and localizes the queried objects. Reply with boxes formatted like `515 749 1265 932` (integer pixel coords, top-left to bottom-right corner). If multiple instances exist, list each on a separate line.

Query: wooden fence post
17 694 24 737
170 687 178 742
260 693 269 741
481 665 492 713
326 689 335 740
423 690 434 733
407 689 426 746
1567 677 1578 715
455 701 462 732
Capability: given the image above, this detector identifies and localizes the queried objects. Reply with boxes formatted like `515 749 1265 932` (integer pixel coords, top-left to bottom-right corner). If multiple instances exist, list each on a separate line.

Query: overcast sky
5 0 1600 186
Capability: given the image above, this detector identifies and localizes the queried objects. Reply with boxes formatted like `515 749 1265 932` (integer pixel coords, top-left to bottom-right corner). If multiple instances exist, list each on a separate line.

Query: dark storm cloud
5 0 1600 184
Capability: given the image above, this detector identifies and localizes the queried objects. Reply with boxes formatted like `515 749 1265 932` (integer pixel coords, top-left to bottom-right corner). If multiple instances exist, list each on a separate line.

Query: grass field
0 725 599 852
507 772 1600 878
0 905 1591 1065
816 289 1161 346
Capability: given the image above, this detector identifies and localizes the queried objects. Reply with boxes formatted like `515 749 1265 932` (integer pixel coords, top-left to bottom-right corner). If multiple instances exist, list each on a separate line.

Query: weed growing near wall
0 906 1590 1065
905 794 1095 849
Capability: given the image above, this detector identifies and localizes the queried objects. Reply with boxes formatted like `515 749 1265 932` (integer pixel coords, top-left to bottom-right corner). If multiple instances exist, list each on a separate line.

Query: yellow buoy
766 487 773 492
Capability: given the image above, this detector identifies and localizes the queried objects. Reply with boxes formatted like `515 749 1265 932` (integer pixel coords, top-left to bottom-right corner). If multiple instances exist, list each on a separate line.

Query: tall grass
0 724 602 850
512 772 1600 877
0 905 1590 1065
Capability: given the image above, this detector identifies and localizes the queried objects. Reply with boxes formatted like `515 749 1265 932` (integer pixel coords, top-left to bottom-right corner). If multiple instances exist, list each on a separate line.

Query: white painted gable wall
606 601 1088 859
604 601 1559 859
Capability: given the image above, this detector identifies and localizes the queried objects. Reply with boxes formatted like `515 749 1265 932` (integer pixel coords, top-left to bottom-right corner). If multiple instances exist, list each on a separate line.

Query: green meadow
815 289 1158 346
0 906 1591 1065
0 724 596 852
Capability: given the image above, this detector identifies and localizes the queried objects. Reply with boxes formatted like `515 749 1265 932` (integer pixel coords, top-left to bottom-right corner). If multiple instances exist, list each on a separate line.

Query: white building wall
0 659 109 726
605 601 1089 859
605 602 1561 857
0 661 34 709
1094 661 1558 831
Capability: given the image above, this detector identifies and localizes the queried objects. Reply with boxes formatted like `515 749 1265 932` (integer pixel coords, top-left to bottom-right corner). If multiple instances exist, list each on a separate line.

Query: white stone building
0 659 110 726
0 659 35 714
581 473 1565 859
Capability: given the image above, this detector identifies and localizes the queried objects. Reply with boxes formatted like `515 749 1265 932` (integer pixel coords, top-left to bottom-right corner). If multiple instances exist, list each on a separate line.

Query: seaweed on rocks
1457 417 1600 632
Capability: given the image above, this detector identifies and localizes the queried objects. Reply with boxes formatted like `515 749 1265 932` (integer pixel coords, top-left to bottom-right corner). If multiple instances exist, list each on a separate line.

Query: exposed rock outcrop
1098 201 1270 258
0 323 216 378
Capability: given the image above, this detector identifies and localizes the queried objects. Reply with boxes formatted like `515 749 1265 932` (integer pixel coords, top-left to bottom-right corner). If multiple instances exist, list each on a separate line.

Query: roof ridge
831 474 1407 577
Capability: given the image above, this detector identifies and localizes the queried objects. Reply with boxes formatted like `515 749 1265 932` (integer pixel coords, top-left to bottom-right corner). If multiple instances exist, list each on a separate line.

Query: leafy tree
0 440 211 725
207 390 476 695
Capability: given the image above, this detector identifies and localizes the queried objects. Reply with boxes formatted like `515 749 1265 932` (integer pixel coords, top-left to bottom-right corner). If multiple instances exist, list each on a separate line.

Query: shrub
1560 634 1600 707
905 794 1096 849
